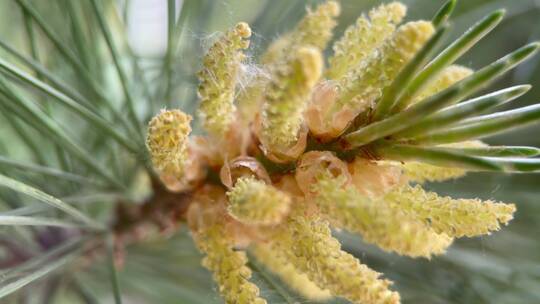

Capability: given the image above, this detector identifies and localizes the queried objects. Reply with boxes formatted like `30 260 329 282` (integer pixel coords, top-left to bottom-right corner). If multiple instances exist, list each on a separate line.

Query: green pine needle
0 58 138 153
394 85 531 139
0 215 86 228
373 25 449 120
394 9 505 111
0 77 123 188
0 173 104 229
432 0 457 28
0 155 103 186
0 238 83 299
375 144 503 171
89 0 143 141
412 103 540 145
343 42 540 149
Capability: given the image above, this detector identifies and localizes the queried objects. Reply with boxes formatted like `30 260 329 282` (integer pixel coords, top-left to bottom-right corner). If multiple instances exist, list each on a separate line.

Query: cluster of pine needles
0 0 540 303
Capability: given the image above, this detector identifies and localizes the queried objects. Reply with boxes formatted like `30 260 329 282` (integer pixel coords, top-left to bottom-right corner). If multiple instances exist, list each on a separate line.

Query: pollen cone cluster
197 22 251 138
143 1 539 303
146 109 191 179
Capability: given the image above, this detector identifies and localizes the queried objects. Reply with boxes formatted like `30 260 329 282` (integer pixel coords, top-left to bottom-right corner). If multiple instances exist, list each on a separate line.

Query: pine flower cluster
144 1 540 303
146 110 192 179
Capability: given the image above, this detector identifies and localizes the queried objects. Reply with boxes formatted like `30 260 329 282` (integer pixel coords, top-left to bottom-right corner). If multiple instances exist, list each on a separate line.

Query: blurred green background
1 0 540 303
